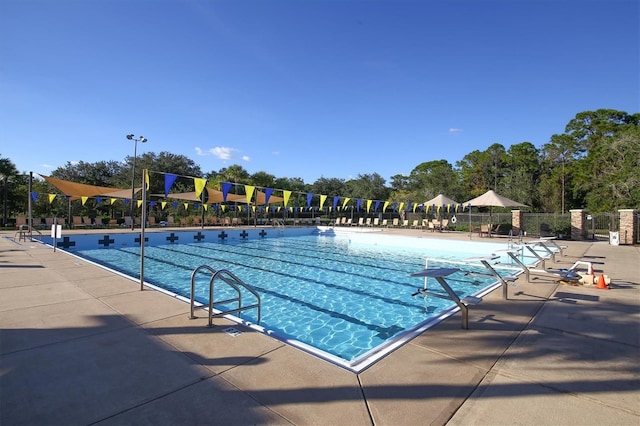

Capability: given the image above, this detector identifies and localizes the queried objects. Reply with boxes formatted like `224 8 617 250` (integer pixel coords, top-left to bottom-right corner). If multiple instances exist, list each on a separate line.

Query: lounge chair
344 218 353 226
355 217 364 226
391 218 399 227
381 219 388 227
373 218 380 227
72 216 87 228
401 219 409 228
410 219 420 229
441 219 449 231
365 218 372 227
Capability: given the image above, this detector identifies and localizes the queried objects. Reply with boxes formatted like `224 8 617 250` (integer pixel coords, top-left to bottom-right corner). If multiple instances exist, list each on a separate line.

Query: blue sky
1 0 638 184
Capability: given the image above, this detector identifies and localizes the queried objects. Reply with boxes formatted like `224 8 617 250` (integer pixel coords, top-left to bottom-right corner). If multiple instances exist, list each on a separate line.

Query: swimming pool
38 228 540 371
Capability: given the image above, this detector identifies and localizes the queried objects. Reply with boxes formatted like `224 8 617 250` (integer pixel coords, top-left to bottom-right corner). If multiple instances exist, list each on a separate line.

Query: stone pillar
511 210 523 235
618 209 637 245
570 209 588 240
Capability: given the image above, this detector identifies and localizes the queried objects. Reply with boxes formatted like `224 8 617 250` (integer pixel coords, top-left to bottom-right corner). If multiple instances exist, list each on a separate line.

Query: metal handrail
189 265 261 327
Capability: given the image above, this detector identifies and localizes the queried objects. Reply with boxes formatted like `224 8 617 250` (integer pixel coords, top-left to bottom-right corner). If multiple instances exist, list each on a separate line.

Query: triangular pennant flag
374 200 381 212
342 197 351 209
161 201 167 210
333 196 339 210
283 190 291 207
245 185 255 204
81 196 88 206
367 199 372 213
173 201 178 209
221 205 227 212
194 178 207 199
164 174 178 197
399 202 405 211
264 188 273 205
320 195 327 210
110 198 117 205
144 169 149 190
31 192 38 201
96 197 102 204
383 201 390 212
356 199 362 211
306 193 313 209
137 200 143 208
446 204 451 213
125 199 130 206
184 203 189 210
48 193 56 204
203 204 208 211
221 182 232 202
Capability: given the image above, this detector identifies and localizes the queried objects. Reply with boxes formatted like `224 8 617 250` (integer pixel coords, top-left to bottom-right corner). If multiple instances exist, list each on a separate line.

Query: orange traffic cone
596 274 608 290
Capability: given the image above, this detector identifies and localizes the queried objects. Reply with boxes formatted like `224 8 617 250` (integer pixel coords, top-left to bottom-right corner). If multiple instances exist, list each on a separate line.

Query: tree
502 142 540 209
0 156 26 225
406 160 463 203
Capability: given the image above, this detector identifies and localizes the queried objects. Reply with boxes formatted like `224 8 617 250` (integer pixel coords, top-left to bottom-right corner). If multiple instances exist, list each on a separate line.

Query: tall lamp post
126 134 148 230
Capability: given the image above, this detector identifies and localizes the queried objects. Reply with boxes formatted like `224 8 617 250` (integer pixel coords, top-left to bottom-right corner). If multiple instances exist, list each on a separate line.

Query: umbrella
463 190 527 238
420 194 461 219
463 190 528 208
421 194 459 207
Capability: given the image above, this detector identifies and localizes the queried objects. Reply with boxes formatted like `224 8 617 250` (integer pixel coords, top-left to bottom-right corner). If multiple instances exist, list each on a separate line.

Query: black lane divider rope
173 242 419 292
241 237 421 271
187 240 484 289
153 244 429 309
129 246 424 338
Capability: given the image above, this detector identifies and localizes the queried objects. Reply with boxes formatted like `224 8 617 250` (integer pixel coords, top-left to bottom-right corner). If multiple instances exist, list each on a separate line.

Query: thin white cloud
448 128 463 134
241 155 250 162
195 146 237 160
212 147 235 160
42 163 54 169
272 151 280 156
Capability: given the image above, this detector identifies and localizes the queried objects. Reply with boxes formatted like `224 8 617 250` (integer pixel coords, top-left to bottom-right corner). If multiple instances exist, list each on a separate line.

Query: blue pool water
41 228 538 371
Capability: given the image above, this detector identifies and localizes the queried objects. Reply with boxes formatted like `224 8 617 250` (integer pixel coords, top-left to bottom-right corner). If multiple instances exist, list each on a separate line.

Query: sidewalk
1 230 638 425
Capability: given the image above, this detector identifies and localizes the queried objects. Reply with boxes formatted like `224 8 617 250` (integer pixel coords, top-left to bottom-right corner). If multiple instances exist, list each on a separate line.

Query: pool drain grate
223 327 243 337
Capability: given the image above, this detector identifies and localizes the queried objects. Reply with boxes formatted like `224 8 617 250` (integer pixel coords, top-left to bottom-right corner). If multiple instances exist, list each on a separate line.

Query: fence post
618 209 637 245
511 209 523 235
570 209 588 240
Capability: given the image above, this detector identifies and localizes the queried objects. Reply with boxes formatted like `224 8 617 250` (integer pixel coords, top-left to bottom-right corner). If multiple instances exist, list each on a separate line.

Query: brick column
618 209 637 245
570 209 588 240
511 210 523 235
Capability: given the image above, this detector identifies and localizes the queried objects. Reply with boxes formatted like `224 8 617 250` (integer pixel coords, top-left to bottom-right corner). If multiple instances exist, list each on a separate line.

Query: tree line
1 109 638 225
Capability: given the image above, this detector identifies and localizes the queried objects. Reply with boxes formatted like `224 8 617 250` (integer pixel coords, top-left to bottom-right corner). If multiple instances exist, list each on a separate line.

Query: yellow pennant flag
283 190 291 206
320 195 327 209
136 200 142 208
437 205 441 215
413 203 418 213
399 202 405 211
203 204 208 211
342 197 351 209
161 201 167 210
110 198 117 205
383 201 389 212
446 204 451 213
184 203 189 210
144 169 149 190
426 205 430 213
221 205 227 212
48 193 56 204
245 185 255 204
251 206 256 213
366 199 372 213
81 196 88 206
194 178 207 199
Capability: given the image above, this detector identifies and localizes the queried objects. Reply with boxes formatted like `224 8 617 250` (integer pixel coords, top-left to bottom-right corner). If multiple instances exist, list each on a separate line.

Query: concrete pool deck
1 227 638 425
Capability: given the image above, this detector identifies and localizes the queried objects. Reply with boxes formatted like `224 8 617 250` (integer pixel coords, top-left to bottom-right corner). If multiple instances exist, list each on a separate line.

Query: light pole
126 134 148 230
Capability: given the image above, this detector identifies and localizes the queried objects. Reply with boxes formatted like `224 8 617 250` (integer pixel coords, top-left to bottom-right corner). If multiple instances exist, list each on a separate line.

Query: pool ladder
189 265 261 327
